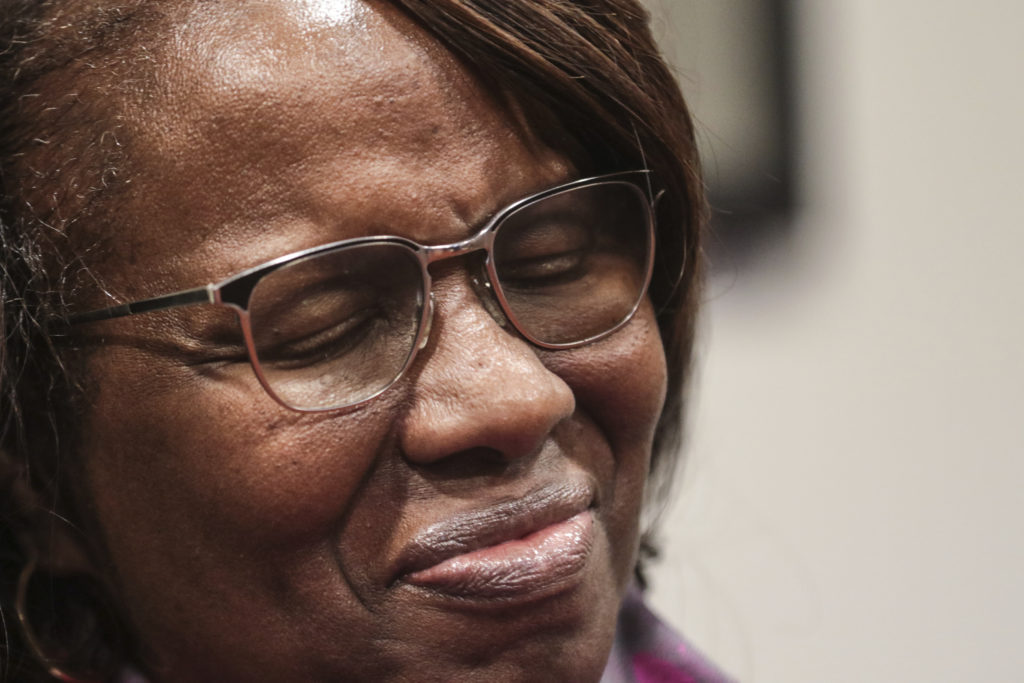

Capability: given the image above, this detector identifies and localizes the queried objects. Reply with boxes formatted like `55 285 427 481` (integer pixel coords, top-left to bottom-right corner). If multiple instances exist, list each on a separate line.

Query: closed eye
497 248 588 287
253 305 381 370
495 218 594 287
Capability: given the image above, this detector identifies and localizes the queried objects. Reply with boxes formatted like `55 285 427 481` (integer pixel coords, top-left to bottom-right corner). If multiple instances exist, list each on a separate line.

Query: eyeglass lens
245 180 652 411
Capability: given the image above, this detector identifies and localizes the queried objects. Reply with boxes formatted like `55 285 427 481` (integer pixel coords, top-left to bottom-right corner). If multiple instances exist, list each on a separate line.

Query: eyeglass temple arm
68 285 216 325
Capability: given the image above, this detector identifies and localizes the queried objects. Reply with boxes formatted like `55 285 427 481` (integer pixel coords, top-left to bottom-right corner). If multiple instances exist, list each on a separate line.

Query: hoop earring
15 552 97 683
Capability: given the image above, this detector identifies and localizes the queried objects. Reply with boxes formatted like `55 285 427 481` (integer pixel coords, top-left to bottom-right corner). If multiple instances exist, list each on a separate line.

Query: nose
398 274 575 465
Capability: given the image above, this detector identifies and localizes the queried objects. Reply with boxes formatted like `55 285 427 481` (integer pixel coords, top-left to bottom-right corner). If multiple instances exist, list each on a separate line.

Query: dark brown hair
0 1 704 678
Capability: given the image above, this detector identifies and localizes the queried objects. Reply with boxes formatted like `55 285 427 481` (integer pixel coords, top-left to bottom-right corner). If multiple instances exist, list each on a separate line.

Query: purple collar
601 586 735 683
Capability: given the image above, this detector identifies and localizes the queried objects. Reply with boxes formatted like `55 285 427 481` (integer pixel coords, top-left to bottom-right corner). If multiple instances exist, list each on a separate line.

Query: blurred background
640 1 1024 681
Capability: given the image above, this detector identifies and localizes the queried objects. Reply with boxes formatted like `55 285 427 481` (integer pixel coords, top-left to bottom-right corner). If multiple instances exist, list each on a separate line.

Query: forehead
105 0 566 298
153 0 474 158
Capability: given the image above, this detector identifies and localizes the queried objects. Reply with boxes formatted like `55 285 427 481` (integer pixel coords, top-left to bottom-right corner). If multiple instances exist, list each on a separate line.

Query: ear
1 448 96 577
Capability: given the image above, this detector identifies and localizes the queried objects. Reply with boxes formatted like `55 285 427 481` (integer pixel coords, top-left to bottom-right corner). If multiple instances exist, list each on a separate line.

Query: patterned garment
601 587 735 683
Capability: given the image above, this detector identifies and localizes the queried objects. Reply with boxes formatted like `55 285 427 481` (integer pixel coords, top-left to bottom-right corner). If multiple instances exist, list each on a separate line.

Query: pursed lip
391 480 595 587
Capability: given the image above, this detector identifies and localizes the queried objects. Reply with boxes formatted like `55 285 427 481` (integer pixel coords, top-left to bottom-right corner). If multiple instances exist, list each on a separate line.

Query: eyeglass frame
69 170 658 413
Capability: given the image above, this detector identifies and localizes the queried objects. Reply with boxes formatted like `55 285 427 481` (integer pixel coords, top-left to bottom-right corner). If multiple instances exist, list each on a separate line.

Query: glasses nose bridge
421 227 494 269
419 228 510 332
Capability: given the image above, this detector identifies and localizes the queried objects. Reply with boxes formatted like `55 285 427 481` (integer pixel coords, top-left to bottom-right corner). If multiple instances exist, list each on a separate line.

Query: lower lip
404 510 595 601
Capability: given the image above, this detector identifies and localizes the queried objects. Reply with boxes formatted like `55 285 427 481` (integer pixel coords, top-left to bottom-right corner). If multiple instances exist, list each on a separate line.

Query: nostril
411 447 519 481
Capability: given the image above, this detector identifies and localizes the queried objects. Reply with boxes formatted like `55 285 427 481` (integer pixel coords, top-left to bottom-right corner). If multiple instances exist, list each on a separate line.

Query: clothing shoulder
603 586 736 683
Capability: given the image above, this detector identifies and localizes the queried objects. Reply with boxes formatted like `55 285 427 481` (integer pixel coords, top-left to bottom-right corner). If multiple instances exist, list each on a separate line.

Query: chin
366 518 630 683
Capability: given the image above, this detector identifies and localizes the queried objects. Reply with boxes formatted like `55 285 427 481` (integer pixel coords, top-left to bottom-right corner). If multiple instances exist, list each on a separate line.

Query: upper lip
392 480 594 584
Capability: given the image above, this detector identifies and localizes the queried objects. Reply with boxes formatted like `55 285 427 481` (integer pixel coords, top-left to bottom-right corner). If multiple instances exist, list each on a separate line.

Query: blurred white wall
643 2 1024 681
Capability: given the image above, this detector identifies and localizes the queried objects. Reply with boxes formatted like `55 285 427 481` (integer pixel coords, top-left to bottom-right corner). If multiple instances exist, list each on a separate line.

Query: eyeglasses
71 171 656 412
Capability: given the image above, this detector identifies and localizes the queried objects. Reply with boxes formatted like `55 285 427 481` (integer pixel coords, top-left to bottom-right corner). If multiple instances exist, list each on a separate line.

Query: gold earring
15 552 97 683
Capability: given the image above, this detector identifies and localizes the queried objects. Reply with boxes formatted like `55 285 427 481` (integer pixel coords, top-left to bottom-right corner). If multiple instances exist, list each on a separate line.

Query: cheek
541 301 668 565
78 348 398 571
75 349 410 671
544 301 668 456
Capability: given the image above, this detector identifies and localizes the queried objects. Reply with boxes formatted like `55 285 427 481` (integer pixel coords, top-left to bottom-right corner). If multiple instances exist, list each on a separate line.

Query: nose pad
418 293 435 351
470 274 512 331
654 188 667 208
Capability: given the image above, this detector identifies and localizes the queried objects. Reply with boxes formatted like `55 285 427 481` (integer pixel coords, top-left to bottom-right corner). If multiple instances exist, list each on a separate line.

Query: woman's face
73 2 667 680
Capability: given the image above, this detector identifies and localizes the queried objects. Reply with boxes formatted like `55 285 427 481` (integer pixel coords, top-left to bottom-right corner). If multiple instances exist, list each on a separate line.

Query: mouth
393 481 596 602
